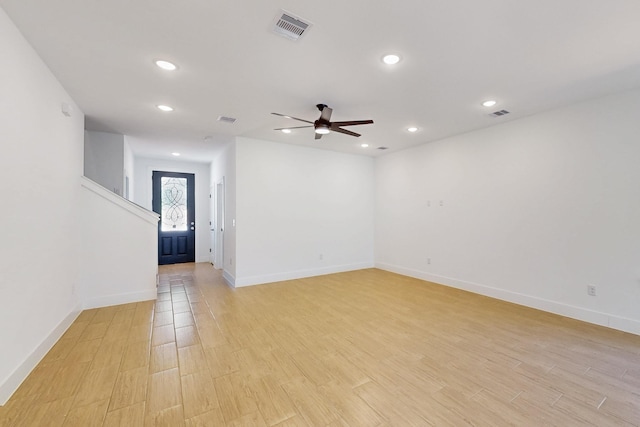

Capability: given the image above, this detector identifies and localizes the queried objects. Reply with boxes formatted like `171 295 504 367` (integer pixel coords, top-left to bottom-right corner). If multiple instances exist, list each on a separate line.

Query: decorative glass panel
161 177 188 231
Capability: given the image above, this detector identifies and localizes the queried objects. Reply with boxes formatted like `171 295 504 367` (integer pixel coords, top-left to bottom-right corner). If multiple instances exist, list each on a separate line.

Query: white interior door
214 178 225 269
209 185 215 265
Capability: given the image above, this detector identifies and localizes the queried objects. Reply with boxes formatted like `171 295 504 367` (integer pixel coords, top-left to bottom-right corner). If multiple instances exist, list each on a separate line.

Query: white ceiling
3 0 640 162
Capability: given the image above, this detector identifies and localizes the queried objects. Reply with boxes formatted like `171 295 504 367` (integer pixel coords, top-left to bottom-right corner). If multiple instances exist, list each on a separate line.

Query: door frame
214 177 225 269
152 170 196 265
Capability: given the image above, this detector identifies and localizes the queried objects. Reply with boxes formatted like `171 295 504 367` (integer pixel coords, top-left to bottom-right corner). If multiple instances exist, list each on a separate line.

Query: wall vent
377 146 389 150
271 10 312 41
490 109 510 117
217 116 237 124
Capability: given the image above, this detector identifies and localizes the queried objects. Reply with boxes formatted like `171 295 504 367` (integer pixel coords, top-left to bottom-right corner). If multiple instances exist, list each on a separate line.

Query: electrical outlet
427 258 431 265
319 253 323 261
587 285 596 296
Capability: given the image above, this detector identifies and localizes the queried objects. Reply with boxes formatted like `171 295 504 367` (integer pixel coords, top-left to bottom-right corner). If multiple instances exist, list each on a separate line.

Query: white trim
376 262 640 336
233 262 375 288
83 289 157 310
80 176 159 225
223 270 235 288
0 306 81 405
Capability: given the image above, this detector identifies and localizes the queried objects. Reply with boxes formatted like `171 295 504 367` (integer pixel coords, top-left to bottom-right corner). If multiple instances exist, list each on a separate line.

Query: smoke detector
271 10 312 41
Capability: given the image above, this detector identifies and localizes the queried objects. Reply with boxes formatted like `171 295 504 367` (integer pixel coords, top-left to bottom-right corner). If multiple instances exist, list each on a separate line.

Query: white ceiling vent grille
490 109 510 117
217 115 237 124
271 10 312 41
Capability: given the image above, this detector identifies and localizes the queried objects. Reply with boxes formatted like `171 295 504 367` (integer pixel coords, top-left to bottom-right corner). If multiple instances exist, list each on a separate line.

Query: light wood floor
1 264 639 426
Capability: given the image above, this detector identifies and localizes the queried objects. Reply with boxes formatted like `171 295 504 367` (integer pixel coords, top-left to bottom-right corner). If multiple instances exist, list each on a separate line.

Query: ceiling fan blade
273 125 313 130
271 112 314 124
315 132 323 140
330 119 374 127
331 127 361 137
319 106 333 122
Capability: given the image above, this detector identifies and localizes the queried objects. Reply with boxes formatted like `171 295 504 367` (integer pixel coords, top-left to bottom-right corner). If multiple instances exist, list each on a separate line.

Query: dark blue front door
152 171 196 265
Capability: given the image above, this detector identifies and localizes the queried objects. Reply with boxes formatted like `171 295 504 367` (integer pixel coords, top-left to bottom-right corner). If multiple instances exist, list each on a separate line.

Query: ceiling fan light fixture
315 126 330 135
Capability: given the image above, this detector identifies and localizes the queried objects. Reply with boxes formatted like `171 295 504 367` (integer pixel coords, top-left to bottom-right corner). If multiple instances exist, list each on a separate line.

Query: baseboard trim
375 262 640 336
233 262 375 288
83 289 157 310
0 306 82 405
223 270 236 288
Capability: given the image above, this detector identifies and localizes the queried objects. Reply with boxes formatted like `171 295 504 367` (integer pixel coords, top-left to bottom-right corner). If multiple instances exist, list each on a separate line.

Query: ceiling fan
272 104 373 140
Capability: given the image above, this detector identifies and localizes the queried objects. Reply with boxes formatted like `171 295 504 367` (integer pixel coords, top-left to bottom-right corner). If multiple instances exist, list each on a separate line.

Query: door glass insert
161 177 188 231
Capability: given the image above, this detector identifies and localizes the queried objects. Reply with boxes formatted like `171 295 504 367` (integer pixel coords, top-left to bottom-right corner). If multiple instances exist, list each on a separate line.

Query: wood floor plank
280 376 338 426
109 366 149 411
177 345 208 376
184 408 226 426
103 402 145 427
62 398 109 427
144 404 185 427
214 373 258 422
180 370 220 419
40 362 91 402
120 340 150 371
91 338 126 369
247 374 297 426
146 368 182 416
150 342 179 374
71 363 120 409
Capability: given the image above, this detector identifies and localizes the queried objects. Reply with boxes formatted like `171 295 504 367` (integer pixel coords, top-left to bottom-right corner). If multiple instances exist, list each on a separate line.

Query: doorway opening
152 171 196 265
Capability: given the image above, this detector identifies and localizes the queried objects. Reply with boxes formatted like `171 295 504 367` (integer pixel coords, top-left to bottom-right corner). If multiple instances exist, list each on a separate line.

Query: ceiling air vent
271 10 312 41
217 115 237 124
490 109 510 117
377 146 389 150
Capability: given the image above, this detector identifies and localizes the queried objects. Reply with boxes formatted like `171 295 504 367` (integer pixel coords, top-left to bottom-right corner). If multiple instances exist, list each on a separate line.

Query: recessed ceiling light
407 126 419 133
157 105 173 112
361 143 369 148
171 152 180 156
382 54 401 65
482 100 497 107
281 129 292 134
155 60 177 71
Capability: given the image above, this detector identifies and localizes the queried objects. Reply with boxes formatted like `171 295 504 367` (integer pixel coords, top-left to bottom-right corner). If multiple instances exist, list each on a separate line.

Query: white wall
211 143 237 283
84 130 125 195
123 137 135 201
376 89 640 335
0 7 84 404
234 138 375 287
79 178 158 308
133 157 211 263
